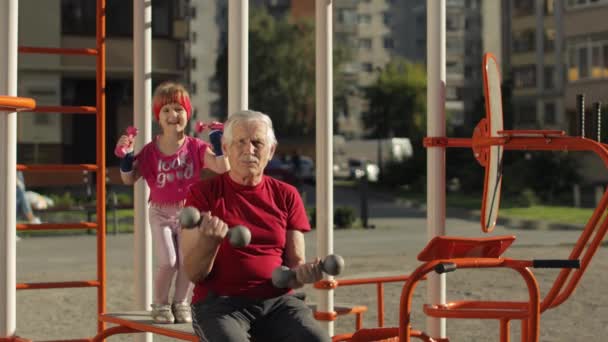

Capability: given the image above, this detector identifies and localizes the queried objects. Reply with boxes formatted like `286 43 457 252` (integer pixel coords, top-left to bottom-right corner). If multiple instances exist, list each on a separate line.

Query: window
513 65 537 88
446 61 464 74
383 37 394 49
447 38 464 55
359 38 372 49
544 66 555 89
446 86 462 100
567 0 608 8
544 28 556 52
513 29 535 53
579 46 589 78
545 0 555 14
565 39 608 81
516 102 537 125
361 63 373 72
358 14 372 24
513 0 534 16
383 12 392 25
337 8 357 25
544 102 557 124
466 0 479 9
61 0 173 37
446 16 462 31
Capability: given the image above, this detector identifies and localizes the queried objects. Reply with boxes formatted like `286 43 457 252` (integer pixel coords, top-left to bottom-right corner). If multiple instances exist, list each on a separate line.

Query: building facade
508 0 565 130
17 0 188 165
563 0 608 183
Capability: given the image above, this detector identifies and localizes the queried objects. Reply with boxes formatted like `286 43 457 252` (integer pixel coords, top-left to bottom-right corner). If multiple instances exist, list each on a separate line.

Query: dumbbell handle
179 206 251 248
272 254 345 288
114 126 138 158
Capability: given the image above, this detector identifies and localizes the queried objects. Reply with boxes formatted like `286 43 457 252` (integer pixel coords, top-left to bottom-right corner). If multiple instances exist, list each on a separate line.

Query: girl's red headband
152 95 192 121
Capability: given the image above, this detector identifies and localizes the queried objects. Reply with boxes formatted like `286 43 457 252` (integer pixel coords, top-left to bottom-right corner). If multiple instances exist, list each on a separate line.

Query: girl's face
158 102 188 134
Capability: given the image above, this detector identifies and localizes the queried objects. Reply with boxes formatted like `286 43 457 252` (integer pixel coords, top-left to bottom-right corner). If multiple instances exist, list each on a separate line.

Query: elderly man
181 110 329 342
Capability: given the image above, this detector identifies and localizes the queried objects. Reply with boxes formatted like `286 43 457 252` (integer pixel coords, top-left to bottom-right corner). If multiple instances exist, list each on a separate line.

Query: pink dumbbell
114 126 138 158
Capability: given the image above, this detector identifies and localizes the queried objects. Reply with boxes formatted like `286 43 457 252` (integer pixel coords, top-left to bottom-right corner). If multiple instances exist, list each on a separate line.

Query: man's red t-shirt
185 173 311 304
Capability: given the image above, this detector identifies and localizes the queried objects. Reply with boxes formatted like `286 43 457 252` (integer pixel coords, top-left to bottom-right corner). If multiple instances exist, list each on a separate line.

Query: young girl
115 82 229 324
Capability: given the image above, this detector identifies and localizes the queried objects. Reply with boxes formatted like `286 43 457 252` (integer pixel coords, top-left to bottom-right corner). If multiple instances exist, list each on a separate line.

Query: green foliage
307 206 357 229
362 58 427 140
214 8 352 137
513 188 540 207
50 192 77 208
502 151 581 204
334 206 356 229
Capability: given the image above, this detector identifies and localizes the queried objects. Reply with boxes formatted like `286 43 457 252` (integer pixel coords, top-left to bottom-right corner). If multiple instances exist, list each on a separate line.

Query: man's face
224 121 275 182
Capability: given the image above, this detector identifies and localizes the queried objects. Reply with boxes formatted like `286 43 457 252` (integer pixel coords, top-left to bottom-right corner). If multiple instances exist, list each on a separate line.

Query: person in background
16 171 41 225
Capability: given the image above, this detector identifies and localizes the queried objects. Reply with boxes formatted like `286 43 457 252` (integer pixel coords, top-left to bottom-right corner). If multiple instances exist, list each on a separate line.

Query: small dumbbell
114 126 138 158
179 206 251 248
272 254 345 288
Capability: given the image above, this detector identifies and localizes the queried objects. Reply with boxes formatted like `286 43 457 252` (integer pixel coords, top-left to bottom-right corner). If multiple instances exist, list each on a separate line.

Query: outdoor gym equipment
272 254 345 288
179 206 252 248
338 52 608 342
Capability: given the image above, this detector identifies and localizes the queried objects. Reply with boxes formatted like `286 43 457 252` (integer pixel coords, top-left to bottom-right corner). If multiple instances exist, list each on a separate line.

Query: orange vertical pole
96 0 107 335
376 283 384 327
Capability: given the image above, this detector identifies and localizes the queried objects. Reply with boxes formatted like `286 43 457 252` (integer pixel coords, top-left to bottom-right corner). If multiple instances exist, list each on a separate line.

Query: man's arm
285 230 306 268
180 212 228 282
284 230 322 289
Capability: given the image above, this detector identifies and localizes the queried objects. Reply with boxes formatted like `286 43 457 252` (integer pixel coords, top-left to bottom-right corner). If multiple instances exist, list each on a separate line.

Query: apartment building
508 0 564 130
330 0 491 137
187 0 225 124
563 0 608 183
17 0 188 165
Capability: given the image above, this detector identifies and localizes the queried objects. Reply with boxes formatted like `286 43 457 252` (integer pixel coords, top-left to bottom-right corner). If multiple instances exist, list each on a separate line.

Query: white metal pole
0 0 19 337
134 1 153 341
426 0 446 339
315 0 334 336
228 0 249 115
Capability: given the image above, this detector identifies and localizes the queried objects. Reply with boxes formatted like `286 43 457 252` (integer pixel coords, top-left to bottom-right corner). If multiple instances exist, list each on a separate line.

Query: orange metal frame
4 1 107 341
340 106 608 342
340 133 608 342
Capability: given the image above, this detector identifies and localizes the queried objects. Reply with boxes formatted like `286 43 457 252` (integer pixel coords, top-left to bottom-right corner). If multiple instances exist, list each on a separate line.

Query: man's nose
246 142 256 154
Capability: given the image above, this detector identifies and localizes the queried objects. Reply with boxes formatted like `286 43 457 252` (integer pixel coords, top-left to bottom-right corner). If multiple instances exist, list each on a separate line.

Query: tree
214 8 351 138
362 58 427 140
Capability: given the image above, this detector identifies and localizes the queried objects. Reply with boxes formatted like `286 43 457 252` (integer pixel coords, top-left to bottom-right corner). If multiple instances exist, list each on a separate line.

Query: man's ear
222 142 228 157
269 144 276 160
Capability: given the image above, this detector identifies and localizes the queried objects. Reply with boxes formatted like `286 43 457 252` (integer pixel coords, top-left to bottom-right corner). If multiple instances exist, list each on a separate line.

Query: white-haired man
181 110 329 342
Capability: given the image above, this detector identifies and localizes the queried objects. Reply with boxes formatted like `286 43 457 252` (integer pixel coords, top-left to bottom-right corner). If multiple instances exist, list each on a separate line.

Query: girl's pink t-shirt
136 135 208 204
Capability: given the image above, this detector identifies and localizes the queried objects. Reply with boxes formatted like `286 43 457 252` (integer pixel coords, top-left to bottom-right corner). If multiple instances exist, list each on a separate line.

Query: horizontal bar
0 95 36 112
40 340 92 342
17 164 98 172
336 275 410 286
17 222 98 231
17 280 101 290
32 106 96 114
19 46 98 56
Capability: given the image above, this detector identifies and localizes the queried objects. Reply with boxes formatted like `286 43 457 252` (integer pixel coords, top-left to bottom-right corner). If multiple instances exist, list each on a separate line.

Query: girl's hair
152 81 192 121
223 110 277 147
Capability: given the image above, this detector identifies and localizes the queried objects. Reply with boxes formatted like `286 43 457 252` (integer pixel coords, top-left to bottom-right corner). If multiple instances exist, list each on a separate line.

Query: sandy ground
13 218 608 342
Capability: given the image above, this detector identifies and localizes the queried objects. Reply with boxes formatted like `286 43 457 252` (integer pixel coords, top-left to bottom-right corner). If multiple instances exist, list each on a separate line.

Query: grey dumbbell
272 254 345 288
179 206 251 248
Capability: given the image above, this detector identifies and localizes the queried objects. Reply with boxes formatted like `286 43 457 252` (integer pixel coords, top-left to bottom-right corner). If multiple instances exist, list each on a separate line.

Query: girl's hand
115 135 134 157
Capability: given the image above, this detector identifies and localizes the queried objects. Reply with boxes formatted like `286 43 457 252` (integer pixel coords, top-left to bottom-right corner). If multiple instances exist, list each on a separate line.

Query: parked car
265 157 299 186
296 155 315 184
347 159 379 182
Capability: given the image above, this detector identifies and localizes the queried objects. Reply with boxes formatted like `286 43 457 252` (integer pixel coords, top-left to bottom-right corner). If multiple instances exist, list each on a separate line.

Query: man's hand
180 212 228 282
287 258 323 289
